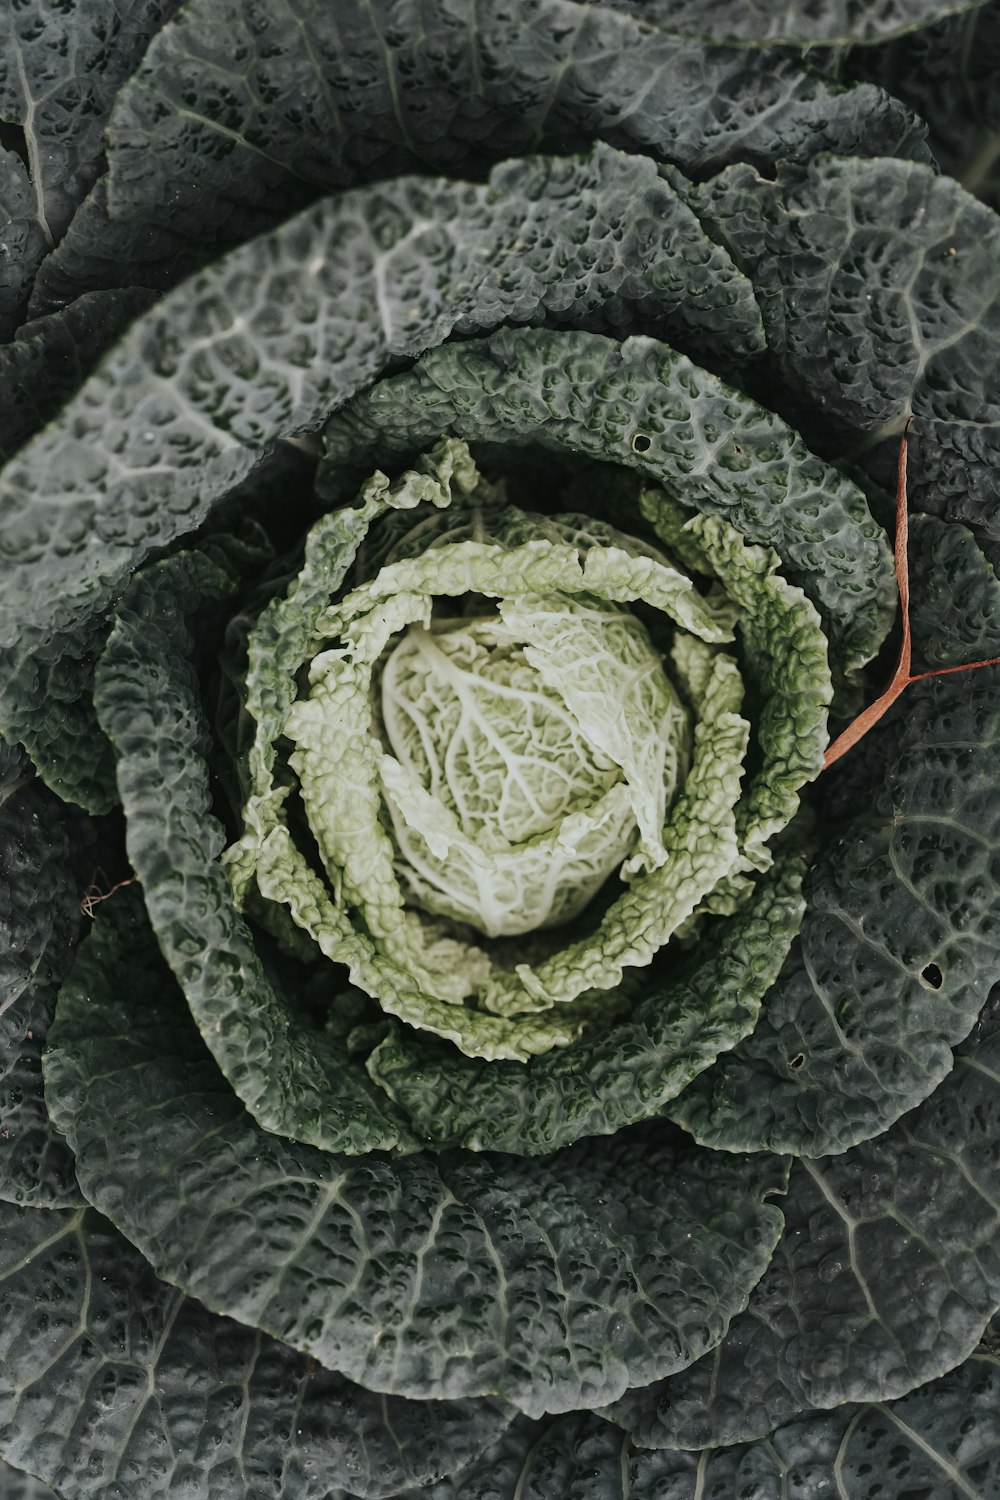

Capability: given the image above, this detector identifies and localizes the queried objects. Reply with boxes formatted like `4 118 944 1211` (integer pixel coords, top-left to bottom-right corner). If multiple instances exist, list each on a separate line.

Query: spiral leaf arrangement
2 3 1000 1498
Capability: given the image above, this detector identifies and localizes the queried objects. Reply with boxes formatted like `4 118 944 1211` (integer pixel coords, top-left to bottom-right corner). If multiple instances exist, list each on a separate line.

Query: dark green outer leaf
93 547 419 1154
366 854 806 1154
689 155 1000 537
390 1326 1000 1498
0 1458 60 1500
106 0 926 228
601 0 991 45
27 0 926 313
1 446 291 812
0 740 30 807
849 0 1000 213
0 786 80 1209
27 178 207 320
0 0 183 332
0 0 184 241
0 151 48 341
669 595 1000 1157
610 988 1000 1448
320 325 895 676
44 889 787 1417
0 612 118 815
909 513 1000 667
0 290 155 465
0 1199 511 1500
0 144 762 667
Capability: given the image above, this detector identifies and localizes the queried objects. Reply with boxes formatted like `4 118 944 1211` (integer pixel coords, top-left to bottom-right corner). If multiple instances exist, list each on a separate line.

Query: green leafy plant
2 2 1000 1497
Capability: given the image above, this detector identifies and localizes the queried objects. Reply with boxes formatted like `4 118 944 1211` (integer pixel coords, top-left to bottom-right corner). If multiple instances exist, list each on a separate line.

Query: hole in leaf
631 432 652 453
0 119 30 174
787 1052 806 1071
921 962 944 990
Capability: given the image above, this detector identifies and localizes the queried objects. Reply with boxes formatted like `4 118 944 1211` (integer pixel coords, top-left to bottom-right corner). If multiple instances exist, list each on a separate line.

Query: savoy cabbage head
2 1 1000 1497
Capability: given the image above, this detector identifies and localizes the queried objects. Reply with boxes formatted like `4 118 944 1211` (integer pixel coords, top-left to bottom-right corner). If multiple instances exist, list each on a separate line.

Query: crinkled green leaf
0 613 118 815
0 0 184 242
27 177 206 320
45 890 787 1418
908 513 1000 668
494 595 689 876
367 853 807 1154
320 325 895 676
0 1197 511 1500
268 639 746 1057
0 150 49 340
850 0 1000 213
667 520 1000 1155
0 786 80 1209
93 546 418 1155
0 1459 60 1500
669 668 1000 1155
0 289 155 464
601 0 991 45
690 155 1000 536
393 1325 1000 1498
104 0 927 232
612 988 1000 1448
0 740 30 807
0 143 774 672
639 488 832 873
31 0 925 312
0 0 183 331
2 449 289 815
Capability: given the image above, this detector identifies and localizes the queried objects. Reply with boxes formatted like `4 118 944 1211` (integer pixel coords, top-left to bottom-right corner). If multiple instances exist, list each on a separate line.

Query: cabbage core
377 604 690 937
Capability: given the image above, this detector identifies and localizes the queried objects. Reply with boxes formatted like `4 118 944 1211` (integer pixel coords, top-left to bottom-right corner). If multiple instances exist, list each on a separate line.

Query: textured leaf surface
368 854 806 1154
26 0 925 311
0 0 182 330
0 740 30 807
391 1326 1000 1498
908 514 1000 668
691 155 1000 536
1 443 290 812
0 143 777 669
668 531 1000 1156
259 449 743 1056
94 548 417 1154
0 1199 511 1500
0 150 48 340
104 0 927 225
0 1459 59 1500
0 787 80 1208
850 0 1000 213
27 177 205 320
275 521 748 1054
612 989 1000 1447
0 613 118 814
321 326 894 676
639 490 832 872
45 891 787 1418
0 290 155 463
602 0 990 44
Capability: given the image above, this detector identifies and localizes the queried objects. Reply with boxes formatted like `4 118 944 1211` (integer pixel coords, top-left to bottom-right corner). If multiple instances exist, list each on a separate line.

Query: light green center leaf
376 600 689 937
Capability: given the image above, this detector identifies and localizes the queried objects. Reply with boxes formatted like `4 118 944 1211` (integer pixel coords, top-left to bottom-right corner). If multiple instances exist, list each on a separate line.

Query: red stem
823 426 999 769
